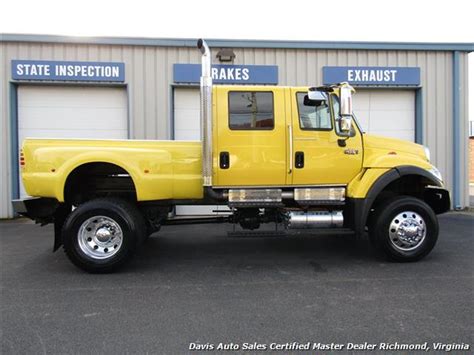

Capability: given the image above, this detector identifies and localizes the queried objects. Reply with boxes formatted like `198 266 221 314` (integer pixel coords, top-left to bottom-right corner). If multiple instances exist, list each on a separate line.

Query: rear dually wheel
62 198 145 273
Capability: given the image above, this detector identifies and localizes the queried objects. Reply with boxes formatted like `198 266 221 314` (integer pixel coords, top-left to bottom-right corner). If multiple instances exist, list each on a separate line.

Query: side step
228 228 355 238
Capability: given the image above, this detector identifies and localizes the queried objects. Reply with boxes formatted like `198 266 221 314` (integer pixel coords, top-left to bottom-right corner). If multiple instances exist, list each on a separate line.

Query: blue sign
323 66 420 86
12 60 125 82
174 64 278 84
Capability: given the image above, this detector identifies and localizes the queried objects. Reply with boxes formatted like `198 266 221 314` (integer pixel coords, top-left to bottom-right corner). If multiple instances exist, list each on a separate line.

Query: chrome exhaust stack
197 39 213 186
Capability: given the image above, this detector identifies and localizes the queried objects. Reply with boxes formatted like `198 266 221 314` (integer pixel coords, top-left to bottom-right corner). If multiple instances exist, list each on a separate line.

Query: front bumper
423 186 450 214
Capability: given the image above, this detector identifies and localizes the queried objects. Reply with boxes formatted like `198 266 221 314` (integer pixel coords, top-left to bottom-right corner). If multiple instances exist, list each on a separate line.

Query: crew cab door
214 86 288 186
289 88 363 185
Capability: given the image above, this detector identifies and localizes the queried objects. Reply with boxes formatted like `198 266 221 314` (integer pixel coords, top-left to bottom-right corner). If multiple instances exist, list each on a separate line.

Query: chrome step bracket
294 187 345 205
228 188 282 207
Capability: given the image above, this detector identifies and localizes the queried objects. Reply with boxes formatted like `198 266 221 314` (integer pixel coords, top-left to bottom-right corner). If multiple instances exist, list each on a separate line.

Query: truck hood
363 134 426 160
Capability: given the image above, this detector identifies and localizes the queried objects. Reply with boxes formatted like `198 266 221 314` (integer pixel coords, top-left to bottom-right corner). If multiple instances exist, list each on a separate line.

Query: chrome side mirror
340 84 353 116
339 116 352 133
339 83 354 134
307 90 327 101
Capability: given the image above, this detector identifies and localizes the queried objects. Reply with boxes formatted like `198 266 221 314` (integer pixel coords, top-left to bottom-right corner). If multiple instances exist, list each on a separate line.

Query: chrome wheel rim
78 216 123 259
389 211 426 251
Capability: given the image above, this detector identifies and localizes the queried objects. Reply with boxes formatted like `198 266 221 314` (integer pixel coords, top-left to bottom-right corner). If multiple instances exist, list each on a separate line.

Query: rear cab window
228 91 274 130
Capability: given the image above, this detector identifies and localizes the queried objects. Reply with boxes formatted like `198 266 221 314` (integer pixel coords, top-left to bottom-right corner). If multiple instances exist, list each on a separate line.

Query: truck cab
13 40 450 273
213 85 363 187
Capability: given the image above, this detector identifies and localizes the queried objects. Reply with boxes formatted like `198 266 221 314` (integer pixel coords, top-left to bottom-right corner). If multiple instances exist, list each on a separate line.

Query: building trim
415 88 423 144
9 83 19 202
169 85 175 140
2 33 473 52
452 51 461 209
125 84 132 139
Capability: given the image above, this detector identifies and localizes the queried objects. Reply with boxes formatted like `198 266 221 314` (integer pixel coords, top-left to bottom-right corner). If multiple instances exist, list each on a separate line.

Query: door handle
219 151 230 169
288 124 293 174
295 151 304 168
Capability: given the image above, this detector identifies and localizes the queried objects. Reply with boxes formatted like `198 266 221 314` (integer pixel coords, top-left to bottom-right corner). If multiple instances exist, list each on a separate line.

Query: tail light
19 149 25 168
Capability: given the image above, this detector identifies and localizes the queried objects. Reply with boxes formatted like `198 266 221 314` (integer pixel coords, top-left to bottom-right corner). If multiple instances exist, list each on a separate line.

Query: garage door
352 90 415 142
18 85 128 197
174 87 230 216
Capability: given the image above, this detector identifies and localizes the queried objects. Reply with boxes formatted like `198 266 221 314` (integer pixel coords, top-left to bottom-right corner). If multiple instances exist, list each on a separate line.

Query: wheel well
368 174 445 226
373 175 429 205
64 163 137 205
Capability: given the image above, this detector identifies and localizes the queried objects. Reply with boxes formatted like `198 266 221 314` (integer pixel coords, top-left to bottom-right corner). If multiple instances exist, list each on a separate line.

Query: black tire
369 196 438 262
62 198 145 273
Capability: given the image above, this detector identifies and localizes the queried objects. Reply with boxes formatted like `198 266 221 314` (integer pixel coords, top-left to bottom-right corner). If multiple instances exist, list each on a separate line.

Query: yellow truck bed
21 138 204 202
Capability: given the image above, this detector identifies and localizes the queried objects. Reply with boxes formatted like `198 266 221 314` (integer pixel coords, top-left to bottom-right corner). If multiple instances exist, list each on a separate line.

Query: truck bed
21 138 204 202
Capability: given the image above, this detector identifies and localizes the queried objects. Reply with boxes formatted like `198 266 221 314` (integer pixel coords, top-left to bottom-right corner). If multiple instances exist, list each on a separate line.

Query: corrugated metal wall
0 41 470 217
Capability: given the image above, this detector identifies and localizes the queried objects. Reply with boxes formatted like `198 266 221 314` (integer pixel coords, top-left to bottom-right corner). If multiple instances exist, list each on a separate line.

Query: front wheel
62 198 145 273
369 196 439 262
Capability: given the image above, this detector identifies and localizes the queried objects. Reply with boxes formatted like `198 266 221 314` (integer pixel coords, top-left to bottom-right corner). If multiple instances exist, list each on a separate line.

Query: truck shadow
127 223 377 273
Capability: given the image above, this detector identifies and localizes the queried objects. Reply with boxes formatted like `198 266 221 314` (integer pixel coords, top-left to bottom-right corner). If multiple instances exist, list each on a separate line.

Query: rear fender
57 153 142 202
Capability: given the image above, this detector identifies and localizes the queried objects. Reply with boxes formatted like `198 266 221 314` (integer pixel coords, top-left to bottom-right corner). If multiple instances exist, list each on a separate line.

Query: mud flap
53 204 71 252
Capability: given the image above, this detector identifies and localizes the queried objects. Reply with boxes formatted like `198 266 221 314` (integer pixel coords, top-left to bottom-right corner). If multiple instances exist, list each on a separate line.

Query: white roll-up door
18 85 128 197
174 88 201 141
353 90 415 142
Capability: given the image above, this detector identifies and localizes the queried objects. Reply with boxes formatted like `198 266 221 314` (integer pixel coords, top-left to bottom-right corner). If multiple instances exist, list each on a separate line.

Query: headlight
429 166 443 182
424 146 431 162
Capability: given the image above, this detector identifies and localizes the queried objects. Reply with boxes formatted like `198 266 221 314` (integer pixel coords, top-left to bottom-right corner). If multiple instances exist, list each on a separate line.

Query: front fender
346 166 448 236
363 152 432 169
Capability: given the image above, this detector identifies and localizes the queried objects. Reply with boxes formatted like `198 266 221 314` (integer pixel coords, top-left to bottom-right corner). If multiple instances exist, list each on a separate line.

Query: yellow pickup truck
13 40 450 273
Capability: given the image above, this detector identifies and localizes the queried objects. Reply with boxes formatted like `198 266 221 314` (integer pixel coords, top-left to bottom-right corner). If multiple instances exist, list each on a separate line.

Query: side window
229 91 274 130
296 92 332 130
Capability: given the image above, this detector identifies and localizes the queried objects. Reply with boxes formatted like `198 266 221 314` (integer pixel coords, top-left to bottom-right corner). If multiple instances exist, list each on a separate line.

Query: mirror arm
337 138 348 147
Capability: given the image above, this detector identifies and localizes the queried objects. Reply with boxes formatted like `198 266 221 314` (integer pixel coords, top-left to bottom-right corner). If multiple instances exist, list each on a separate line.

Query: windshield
351 112 364 133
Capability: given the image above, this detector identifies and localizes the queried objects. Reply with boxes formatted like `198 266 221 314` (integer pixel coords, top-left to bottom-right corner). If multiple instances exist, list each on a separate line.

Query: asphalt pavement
1 212 473 354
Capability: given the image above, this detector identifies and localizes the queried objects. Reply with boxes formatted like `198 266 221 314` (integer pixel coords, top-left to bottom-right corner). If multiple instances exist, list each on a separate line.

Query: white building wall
0 38 471 217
